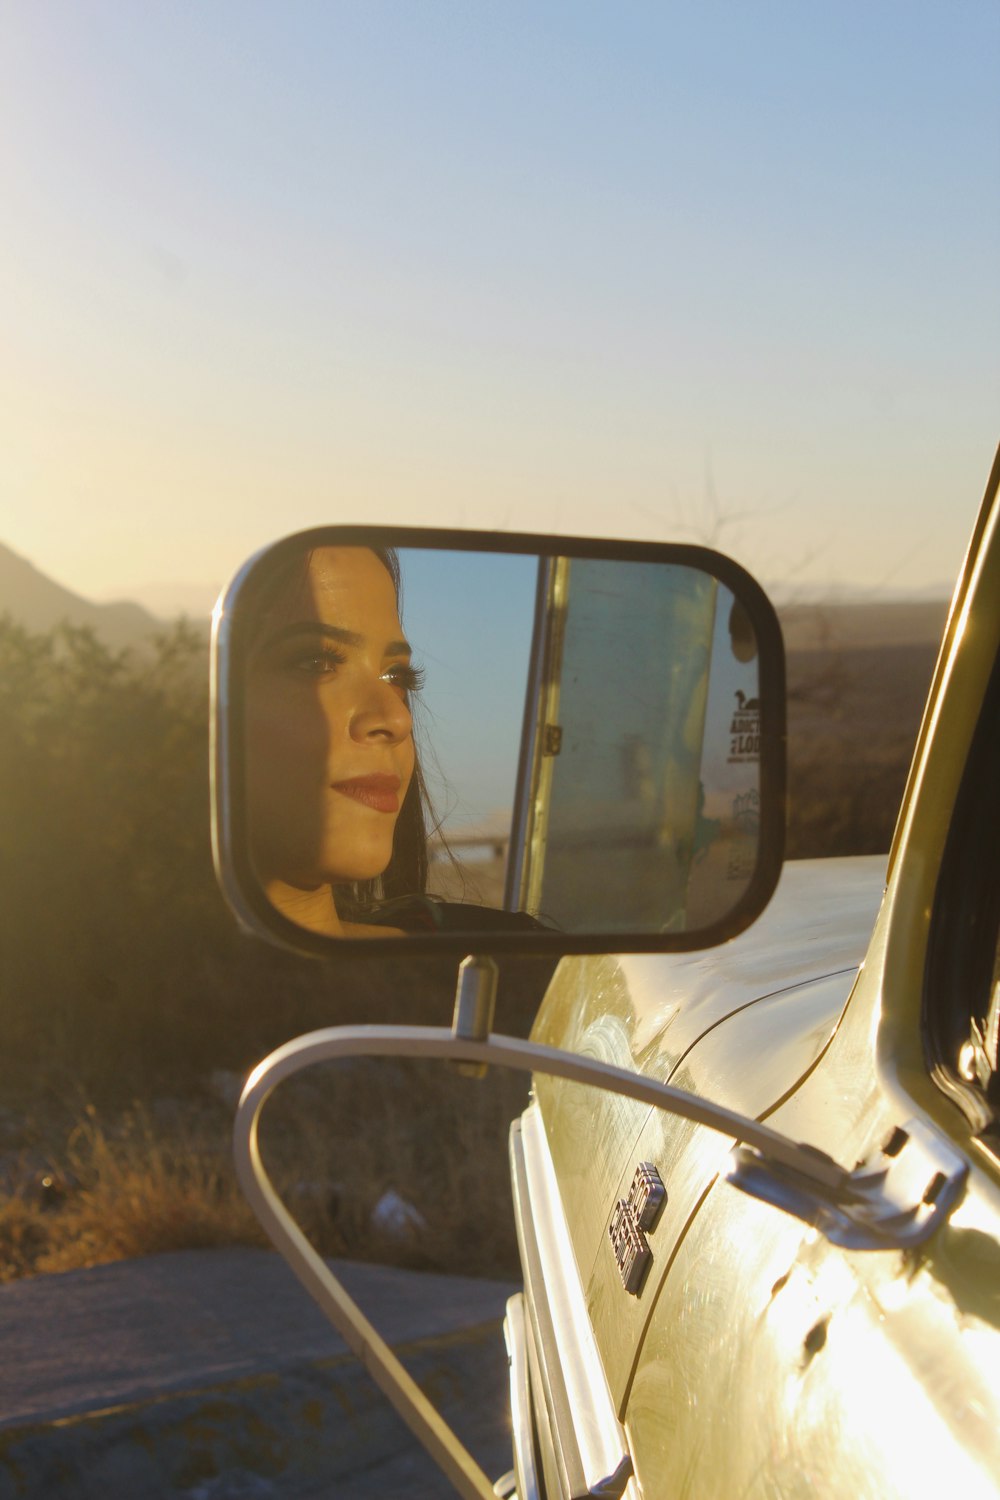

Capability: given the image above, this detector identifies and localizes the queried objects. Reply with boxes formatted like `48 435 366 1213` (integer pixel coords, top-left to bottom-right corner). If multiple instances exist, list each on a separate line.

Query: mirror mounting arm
451 954 498 1079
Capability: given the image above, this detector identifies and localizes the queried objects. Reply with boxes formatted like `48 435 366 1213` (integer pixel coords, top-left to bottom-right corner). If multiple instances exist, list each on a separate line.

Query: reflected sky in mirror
397 549 536 830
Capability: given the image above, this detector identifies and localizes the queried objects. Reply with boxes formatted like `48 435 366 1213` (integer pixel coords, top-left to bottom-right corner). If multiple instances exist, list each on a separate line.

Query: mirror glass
217 532 780 948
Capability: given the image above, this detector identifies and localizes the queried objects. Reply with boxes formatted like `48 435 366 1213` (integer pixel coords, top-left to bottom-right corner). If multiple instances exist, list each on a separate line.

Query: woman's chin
321 849 396 885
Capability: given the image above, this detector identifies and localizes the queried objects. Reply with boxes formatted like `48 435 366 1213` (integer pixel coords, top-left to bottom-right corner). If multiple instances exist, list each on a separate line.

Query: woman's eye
290 647 347 677
383 662 425 695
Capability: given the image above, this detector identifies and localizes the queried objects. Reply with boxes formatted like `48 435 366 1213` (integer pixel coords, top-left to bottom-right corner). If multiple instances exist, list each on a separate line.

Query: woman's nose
350 677 412 742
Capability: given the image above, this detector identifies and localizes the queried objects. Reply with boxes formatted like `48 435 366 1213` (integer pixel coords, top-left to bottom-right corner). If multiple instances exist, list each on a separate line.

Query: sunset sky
2 3 998 616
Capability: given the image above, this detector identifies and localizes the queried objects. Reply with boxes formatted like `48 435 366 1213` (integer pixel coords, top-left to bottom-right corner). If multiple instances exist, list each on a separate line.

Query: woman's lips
330 773 402 814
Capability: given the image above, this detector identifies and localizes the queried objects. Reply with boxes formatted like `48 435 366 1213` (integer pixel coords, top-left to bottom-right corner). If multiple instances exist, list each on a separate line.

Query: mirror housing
212 527 786 956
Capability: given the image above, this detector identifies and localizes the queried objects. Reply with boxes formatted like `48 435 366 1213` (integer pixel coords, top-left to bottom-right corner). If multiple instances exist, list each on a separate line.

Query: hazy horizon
0 533 959 624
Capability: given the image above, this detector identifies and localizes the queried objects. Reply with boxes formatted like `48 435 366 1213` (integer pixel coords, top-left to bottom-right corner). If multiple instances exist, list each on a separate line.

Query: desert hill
780 599 947 756
779 597 949 651
0 542 165 650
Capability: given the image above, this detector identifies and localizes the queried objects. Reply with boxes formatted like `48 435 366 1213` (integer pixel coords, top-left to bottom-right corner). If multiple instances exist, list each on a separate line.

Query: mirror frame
212 525 786 957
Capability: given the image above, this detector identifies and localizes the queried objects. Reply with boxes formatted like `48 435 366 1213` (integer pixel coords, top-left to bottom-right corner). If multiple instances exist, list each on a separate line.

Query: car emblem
609 1162 666 1295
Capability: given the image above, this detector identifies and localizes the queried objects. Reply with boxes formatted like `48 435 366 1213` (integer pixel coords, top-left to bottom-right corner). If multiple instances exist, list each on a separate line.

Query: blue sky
398 548 537 824
1 3 997 612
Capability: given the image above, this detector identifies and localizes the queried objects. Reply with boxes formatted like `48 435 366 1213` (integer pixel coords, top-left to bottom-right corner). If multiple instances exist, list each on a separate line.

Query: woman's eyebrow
264 621 412 655
265 622 364 649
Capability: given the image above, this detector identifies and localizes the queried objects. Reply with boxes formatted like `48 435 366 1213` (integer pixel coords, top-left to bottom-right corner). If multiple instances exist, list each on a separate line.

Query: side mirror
212 528 785 955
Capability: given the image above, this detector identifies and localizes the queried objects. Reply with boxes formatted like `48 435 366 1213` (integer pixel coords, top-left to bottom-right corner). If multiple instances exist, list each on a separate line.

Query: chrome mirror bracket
727 1117 968 1251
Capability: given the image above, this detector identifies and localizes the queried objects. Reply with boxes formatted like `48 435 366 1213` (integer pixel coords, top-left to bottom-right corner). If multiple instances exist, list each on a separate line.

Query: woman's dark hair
245 542 433 915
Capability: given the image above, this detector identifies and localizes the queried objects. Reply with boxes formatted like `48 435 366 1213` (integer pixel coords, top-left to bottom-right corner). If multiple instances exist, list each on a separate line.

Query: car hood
531 855 887 1080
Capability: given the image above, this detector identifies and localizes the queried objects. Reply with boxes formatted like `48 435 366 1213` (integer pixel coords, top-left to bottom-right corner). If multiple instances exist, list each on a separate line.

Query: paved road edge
0 1318 509 1499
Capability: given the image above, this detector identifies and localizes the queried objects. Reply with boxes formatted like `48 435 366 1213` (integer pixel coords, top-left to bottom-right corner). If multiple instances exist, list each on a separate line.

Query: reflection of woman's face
246 548 417 921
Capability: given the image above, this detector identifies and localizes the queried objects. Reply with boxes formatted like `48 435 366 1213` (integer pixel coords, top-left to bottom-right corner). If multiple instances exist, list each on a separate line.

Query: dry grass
0 1059 528 1284
0 1103 263 1281
264 1058 529 1277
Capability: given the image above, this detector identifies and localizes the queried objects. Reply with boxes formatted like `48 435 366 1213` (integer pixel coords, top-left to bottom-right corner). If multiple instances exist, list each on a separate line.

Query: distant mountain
0 542 164 650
